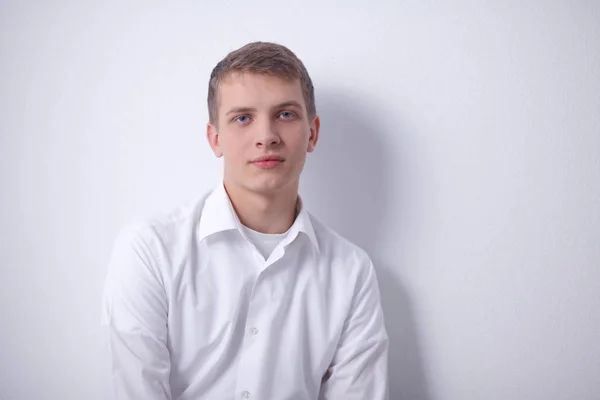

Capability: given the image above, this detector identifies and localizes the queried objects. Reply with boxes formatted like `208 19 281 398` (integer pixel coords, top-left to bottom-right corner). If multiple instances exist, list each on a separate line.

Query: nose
255 120 281 148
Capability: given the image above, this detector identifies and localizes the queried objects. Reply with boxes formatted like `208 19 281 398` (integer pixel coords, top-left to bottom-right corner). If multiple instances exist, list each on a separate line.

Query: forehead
217 72 305 111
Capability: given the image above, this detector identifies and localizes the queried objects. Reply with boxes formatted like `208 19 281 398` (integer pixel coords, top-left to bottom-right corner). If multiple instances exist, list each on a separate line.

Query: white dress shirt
102 183 389 400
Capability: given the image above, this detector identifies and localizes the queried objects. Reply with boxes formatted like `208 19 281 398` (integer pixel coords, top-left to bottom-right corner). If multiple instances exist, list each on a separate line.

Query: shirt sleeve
101 226 172 400
319 258 390 400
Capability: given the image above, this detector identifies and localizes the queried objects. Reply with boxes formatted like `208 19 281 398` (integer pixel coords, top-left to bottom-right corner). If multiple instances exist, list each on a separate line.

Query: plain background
1 1 599 399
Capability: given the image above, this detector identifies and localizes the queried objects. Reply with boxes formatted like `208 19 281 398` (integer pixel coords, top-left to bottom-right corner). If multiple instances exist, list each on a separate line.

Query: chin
249 176 295 194
250 182 284 194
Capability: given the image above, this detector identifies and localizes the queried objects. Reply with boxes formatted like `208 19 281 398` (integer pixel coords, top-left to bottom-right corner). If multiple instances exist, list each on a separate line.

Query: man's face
207 73 319 195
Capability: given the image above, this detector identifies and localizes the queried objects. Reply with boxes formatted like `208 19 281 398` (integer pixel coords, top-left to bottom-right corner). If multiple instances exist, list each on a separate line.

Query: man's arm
102 226 171 400
319 259 389 400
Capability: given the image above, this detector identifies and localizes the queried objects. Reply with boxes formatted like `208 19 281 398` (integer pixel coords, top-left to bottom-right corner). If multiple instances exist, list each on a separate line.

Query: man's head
206 42 319 196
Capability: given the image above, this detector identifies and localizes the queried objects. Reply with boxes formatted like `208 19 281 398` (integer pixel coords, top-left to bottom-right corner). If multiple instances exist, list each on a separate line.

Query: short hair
207 42 316 125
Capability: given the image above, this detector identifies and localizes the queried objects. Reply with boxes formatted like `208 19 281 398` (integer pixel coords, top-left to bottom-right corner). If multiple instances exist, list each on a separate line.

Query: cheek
293 132 311 153
288 142 309 165
286 125 310 145
221 135 247 156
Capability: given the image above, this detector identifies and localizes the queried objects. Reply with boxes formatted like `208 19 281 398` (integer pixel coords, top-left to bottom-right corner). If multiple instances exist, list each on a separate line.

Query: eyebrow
225 101 304 116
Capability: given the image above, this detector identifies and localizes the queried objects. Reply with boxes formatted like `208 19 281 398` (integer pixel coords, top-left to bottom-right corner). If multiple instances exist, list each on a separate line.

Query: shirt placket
233 246 281 399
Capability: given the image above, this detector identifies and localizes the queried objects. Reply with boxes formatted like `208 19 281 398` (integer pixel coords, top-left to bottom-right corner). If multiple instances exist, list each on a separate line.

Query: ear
307 115 320 153
206 123 223 158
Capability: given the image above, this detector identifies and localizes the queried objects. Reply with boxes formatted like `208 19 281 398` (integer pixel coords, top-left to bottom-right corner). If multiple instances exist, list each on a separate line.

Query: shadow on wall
301 88 431 400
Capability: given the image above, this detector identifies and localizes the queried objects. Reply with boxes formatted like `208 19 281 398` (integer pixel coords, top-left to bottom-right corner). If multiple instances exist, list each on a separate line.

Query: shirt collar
197 183 239 241
197 183 320 254
290 196 320 254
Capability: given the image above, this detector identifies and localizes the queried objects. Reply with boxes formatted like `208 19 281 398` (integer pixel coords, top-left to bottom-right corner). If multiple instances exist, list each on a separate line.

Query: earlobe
206 123 223 158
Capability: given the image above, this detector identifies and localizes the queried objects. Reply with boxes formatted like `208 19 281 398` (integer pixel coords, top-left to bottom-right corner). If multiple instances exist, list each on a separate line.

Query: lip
250 155 284 169
251 155 285 163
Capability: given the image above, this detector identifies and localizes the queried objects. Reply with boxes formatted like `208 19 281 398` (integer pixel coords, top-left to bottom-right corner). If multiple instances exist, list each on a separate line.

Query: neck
223 180 299 234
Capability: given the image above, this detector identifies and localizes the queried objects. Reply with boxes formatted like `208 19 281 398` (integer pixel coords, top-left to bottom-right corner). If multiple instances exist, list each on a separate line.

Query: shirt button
250 327 259 335
241 390 251 398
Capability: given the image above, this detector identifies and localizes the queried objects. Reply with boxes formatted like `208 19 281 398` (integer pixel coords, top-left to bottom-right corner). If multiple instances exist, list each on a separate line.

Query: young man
102 42 389 400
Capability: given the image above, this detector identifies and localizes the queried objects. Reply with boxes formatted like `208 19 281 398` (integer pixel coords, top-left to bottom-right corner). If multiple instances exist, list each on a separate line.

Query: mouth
250 155 284 169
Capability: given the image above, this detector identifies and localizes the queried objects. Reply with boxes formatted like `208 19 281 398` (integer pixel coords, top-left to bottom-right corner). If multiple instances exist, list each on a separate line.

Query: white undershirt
240 224 290 260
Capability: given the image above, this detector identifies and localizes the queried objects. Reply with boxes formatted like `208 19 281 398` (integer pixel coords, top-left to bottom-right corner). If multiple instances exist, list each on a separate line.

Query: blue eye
234 115 250 124
279 111 295 119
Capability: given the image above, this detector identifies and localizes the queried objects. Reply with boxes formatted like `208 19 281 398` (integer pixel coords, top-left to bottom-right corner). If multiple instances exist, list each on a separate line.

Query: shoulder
111 193 210 266
308 213 375 280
